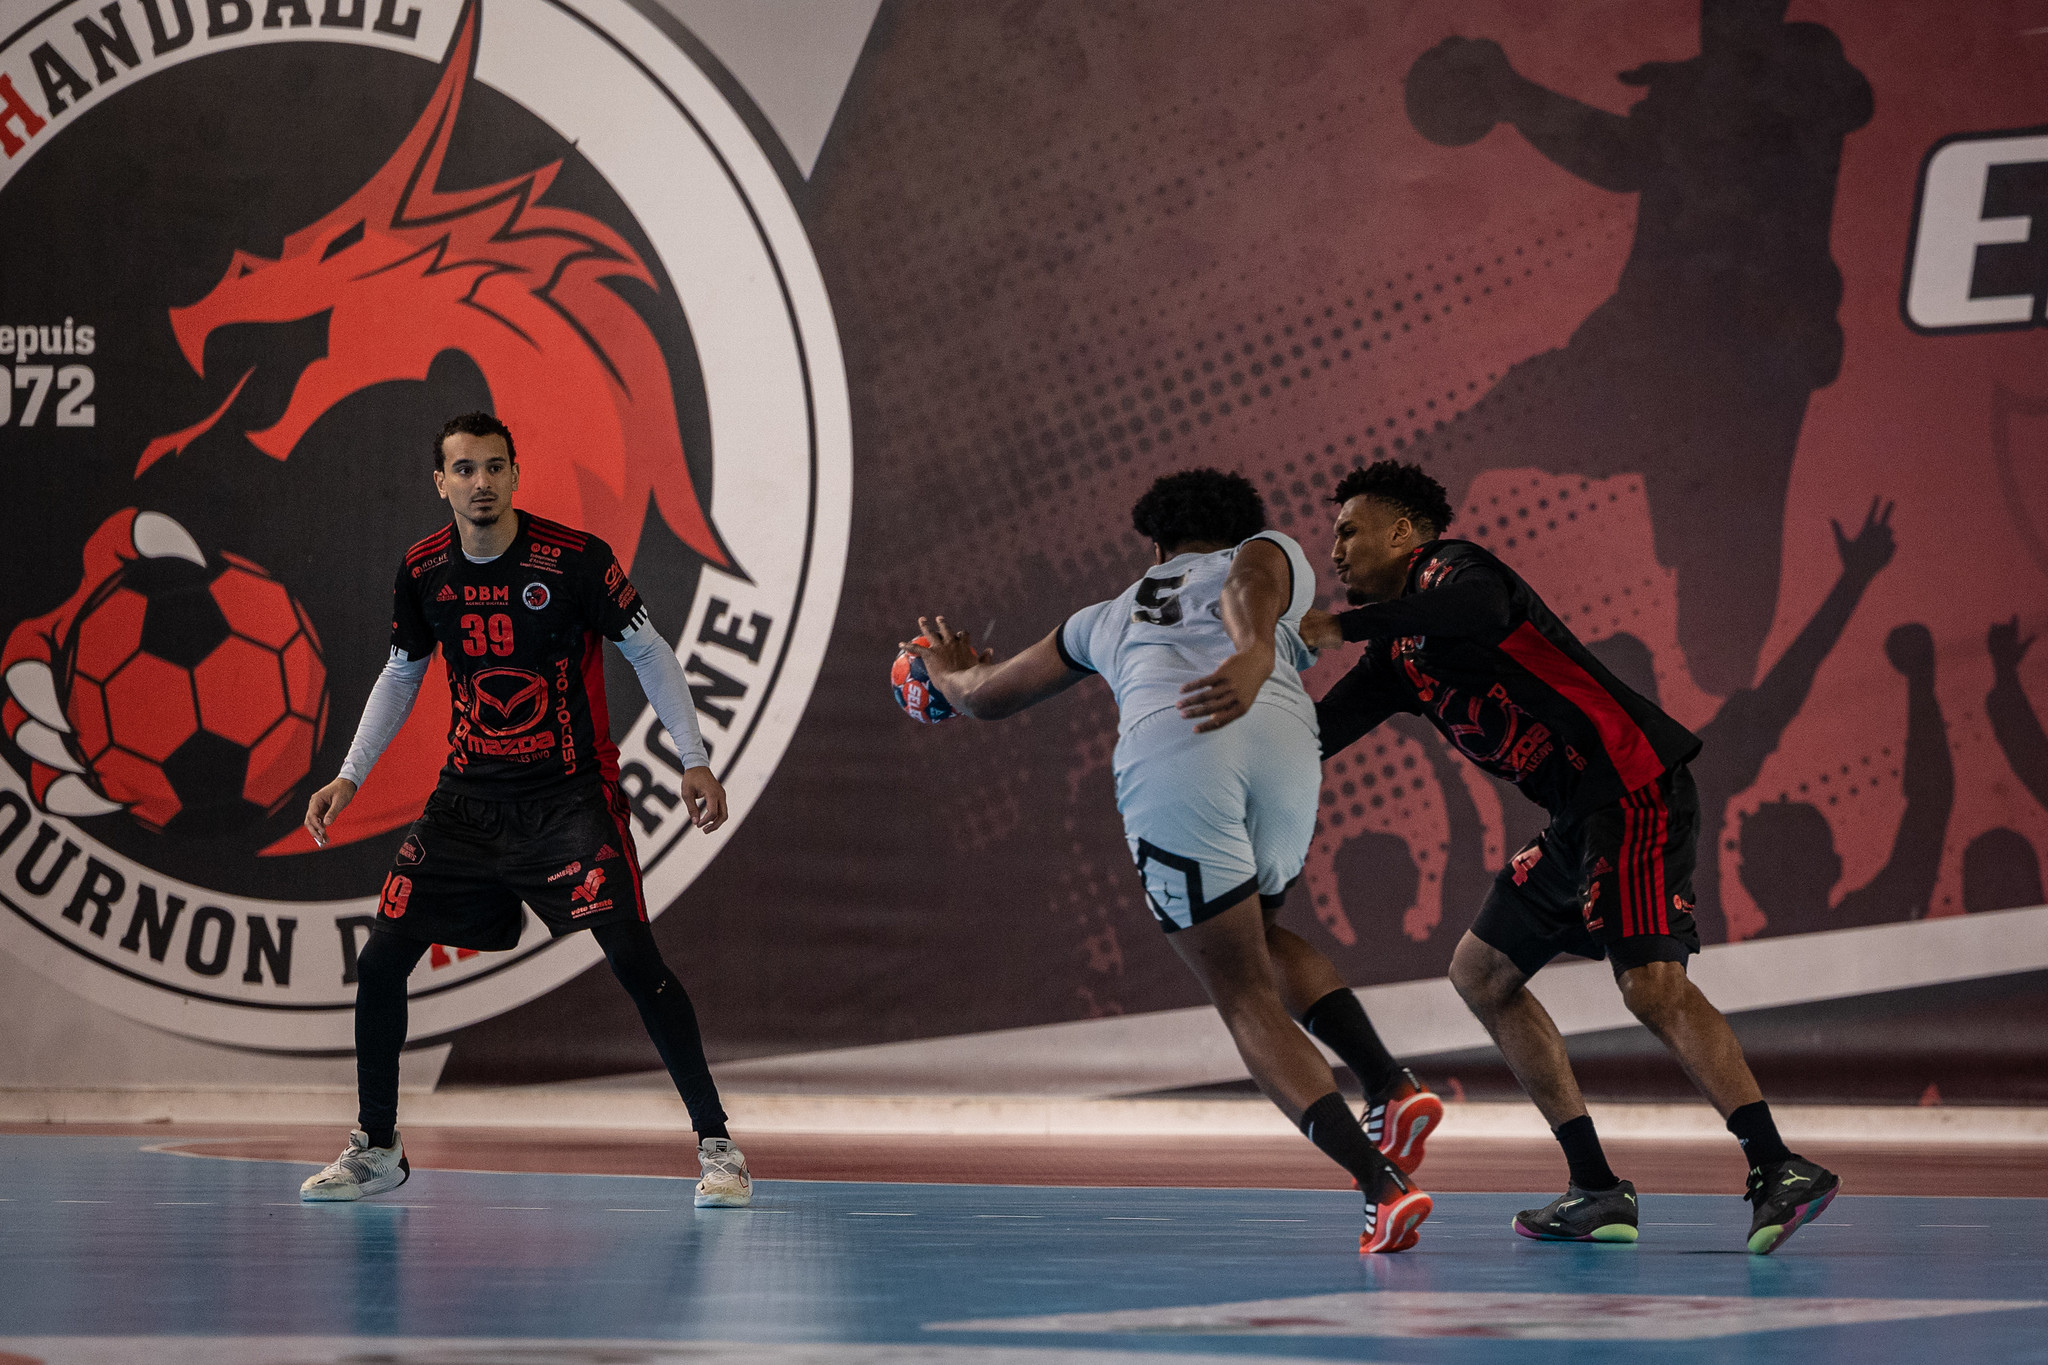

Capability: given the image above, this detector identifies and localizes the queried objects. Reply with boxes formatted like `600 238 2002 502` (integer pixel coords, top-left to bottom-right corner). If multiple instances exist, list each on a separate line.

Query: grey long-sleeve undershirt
336 615 710 788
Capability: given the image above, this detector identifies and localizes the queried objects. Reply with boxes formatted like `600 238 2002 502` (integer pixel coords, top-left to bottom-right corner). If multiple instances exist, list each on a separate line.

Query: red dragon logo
3 0 726 854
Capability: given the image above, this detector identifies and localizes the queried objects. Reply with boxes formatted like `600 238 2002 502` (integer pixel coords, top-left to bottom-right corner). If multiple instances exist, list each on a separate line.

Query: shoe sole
1360 1190 1433 1254
1746 1182 1838 1255
1380 1092 1444 1176
1512 1218 1638 1243
694 1188 753 1208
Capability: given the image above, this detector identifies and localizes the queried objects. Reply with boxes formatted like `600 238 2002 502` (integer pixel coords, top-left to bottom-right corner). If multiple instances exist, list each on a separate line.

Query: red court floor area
10 1124 2042 1196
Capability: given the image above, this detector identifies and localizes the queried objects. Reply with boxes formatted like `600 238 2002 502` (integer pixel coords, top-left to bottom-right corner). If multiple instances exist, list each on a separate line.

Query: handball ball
891 639 957 724
64 551 327 835
1405 37 1505 147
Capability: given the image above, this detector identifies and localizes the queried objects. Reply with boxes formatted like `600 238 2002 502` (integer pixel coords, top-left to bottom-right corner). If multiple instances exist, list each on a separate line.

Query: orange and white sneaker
1368 1068 1444 1176
1360 1164 1433 1254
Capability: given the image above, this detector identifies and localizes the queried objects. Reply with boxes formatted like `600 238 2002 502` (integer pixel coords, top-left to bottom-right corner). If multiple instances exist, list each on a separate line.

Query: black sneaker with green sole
1745 1156 1840 1255
1513 1180 1639 1243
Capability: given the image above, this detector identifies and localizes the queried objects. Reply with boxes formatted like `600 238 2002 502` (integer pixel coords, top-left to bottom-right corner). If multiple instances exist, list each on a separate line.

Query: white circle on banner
0 0 850 1049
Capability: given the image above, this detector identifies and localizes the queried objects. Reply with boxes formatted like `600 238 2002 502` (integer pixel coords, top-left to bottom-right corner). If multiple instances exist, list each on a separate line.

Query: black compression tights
354 922 729 1145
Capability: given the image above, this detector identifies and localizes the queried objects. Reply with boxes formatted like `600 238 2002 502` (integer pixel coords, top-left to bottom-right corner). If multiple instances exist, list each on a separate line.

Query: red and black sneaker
1360 1162 1433 1254
1367 1067 1444 1176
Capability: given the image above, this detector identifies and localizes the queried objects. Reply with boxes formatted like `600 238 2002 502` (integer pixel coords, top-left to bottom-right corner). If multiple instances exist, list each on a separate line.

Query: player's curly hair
434 411 518 470
1330 459 1454 536
1130 468 1266 553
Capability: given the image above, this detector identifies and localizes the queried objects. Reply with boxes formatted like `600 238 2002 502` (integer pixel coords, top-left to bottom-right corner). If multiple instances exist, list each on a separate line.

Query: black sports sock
1726 1100 1792 1169
1300 1091 1399 1202
1553 1114 1620 1191
595 921 730 1141
1300 988 1402 1100
354 933 429 1147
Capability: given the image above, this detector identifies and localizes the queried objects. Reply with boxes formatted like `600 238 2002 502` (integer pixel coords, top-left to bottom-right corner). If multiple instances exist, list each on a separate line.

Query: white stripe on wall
717 904 2048 1097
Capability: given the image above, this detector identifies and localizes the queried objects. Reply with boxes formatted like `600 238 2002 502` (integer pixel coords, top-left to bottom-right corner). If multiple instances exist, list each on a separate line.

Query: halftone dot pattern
1721 744 1910 940
812 0 1646 1007
1457 469 1718 727
1301 730 1447 949
800 0 1931 1021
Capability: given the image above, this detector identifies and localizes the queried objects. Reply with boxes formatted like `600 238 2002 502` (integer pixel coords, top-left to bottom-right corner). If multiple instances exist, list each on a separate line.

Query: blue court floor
1 1135 2044 1364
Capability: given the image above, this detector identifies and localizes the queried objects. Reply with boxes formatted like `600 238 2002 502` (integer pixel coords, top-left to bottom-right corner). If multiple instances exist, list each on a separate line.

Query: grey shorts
1112 703 1321 932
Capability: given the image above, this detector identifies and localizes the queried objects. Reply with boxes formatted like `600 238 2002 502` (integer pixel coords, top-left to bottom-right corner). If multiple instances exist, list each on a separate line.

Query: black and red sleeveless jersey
1317 539 1701 823
391 511 644 800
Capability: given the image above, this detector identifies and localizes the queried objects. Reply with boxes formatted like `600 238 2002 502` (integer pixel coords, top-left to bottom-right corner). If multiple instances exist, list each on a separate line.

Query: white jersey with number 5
1055 531 1319 742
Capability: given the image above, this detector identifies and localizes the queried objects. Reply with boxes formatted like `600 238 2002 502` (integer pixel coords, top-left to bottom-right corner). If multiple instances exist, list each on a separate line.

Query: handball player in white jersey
904 469 1434 1253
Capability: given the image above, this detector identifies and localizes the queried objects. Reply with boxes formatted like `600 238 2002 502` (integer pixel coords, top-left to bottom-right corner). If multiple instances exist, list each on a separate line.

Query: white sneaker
300 1129 410 1202
694 1136 752 1207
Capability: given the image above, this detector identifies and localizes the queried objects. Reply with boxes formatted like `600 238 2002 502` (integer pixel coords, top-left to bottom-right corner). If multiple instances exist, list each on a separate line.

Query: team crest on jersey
0 0 849 1051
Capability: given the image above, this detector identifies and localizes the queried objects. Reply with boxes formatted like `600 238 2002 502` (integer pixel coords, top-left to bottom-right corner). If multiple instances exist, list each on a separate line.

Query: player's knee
1203 962 1286 1022
354 935 417 998
1617 960 1688 1023
603 947 666 998
594 921 672 995
1449 935 1517 1013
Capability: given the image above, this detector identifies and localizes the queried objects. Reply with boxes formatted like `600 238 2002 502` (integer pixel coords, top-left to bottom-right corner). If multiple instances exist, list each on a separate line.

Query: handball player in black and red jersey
296 412 750 1208
1303 460 1839 1255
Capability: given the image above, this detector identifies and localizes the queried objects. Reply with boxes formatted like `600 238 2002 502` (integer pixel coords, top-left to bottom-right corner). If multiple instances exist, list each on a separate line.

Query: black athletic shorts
1473 765 1702 979
371 783 647 952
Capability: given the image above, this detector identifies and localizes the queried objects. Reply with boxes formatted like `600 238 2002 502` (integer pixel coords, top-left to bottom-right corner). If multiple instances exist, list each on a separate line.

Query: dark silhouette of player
1587 499 1896 942
1735 624 1954 936
1401 0 1873 697
1975 615 2048 912
1962 829 2043 914
1987 616 2048 813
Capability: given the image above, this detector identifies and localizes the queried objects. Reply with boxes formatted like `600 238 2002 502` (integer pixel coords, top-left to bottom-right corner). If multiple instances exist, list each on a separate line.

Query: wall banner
0 0 850 1048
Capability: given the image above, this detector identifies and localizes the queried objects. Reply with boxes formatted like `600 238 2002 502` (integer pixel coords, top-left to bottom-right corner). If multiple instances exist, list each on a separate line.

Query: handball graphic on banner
0 0 851 1049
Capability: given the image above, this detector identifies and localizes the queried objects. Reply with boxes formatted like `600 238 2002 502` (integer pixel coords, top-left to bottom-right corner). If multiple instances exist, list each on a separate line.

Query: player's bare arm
1410 37 1645 192
1177 538 1288 733
901 614 1084 720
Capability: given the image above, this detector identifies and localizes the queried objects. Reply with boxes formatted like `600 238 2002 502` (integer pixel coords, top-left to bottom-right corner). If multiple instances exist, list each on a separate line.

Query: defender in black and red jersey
295 412 750 1209
1303 460 1838 1256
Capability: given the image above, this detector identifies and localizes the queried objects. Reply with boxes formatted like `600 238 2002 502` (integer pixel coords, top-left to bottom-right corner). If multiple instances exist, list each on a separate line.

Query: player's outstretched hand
1298 608 1343 651
900 614 993 681
680 765 728 833
1989 615 2035 675
1178 646 1275 734
1833 496 1895 583
304 777 358 848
